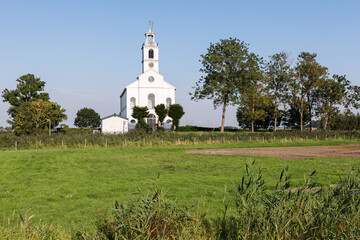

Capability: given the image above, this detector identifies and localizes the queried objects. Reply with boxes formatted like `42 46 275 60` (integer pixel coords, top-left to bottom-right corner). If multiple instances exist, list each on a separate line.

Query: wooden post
250 136 251 142
84 139 87 148
105 139 107 148
15 141 17 151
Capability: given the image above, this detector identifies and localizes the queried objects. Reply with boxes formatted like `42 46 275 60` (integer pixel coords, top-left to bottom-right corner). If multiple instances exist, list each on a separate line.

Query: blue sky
1 0 359 127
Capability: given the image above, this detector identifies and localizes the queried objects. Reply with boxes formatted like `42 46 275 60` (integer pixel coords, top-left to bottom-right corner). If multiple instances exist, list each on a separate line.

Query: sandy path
186 144 360 160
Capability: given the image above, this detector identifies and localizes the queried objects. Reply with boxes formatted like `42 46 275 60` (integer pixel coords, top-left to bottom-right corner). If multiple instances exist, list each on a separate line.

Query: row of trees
191 38 360 132
132 104 184 131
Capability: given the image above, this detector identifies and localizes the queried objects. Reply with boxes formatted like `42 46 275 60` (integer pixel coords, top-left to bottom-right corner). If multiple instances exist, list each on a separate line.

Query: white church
119 25 176 131
102 25 176 133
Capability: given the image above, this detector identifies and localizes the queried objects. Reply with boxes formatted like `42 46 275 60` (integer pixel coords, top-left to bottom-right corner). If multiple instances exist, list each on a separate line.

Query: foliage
293 52 328 131
329 112 360 130
12 99 67 135
225 161 360 239
1 74 50 126
95 188 199 239
0 212 69 239
191 38 260 133
237 103 282 130
266 52 292 131
168 104 184 131
74 107 100 128
237 55 269 133
154 104 168 127
132 106 150 132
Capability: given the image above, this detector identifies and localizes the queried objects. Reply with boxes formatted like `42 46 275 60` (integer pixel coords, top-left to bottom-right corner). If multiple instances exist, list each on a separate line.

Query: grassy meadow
1 137 359 235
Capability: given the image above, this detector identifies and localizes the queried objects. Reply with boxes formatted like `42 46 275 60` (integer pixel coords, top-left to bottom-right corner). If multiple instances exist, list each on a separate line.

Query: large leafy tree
132 106 150 131
317 75 350 129
74 107 101 128
168 104 184 131
2 74 50 126
237 53 268 133
154 104 168 127
13 99 67 135
266 52 292 132
191 38 259 133
293 52 328 131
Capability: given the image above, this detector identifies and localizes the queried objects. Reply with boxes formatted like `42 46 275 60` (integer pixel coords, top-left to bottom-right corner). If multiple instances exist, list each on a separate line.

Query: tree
132 106 150 131
154 104 168 127
13 99 67 135
294 52 328 131
74 108 101 128
2 74 50 126
317 75 350 129
236 52 268 133
237 103 282 130
266 52 292 132
191 38 260 133
168 104 184 131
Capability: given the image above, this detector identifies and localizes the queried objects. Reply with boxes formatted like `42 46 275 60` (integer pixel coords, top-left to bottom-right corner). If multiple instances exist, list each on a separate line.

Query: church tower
142 25 159 73
120 24 176 130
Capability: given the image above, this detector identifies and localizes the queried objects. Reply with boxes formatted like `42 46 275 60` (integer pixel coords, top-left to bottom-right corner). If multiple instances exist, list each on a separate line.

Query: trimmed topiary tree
132 106 150 132
168 104 185 131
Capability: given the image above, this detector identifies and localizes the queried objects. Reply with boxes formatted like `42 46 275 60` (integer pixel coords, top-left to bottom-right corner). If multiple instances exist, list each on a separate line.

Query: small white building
101 114 128 134
120 25 176 130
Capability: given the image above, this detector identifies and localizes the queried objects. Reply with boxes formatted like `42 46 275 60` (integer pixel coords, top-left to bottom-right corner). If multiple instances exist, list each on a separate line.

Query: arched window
148 94 155 109
149 49 154 59
166 97 172 108
130 97 136 108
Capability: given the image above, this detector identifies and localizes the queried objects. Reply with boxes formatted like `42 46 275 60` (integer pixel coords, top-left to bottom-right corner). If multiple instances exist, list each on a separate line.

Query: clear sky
1 0 359 127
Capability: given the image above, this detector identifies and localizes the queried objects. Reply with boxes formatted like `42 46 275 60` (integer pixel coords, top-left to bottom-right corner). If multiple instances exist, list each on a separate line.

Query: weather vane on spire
148 20 154 31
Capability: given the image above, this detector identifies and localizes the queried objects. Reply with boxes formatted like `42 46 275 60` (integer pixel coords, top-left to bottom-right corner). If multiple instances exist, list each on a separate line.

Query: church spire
142 21 159 73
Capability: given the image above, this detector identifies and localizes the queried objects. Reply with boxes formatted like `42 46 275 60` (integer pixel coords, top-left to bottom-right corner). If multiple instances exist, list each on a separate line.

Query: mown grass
1 138 359 234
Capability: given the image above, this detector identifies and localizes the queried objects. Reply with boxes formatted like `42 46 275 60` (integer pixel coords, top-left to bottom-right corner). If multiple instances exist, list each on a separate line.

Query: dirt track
186 144 360 160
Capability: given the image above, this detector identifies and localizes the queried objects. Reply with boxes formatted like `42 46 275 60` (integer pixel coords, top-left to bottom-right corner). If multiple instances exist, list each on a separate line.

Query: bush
94 188 207 239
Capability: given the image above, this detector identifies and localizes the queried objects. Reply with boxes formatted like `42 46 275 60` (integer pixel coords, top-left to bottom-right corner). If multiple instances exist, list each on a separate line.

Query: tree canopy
74 108 101 128
168 104 184 131
132 106 150 131
13 99 67 135
191 38 259 133
154 104 168 127
2 74 50 125
2 74 67 134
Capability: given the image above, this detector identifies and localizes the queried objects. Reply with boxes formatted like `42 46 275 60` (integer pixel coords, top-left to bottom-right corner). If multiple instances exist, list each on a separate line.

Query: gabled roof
101 113 128 120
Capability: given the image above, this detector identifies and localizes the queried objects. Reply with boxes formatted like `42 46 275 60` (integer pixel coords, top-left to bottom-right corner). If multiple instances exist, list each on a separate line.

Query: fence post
15 141 17 151
62 140 64 148
105 139 107 148
84 139 87 148
249 136 251 142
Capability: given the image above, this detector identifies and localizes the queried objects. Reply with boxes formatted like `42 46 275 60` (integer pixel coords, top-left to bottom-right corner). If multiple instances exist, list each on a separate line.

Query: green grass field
1 139 359 232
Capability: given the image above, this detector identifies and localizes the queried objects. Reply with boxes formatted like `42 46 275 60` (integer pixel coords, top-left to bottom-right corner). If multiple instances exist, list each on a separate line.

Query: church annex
120 25 176 130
